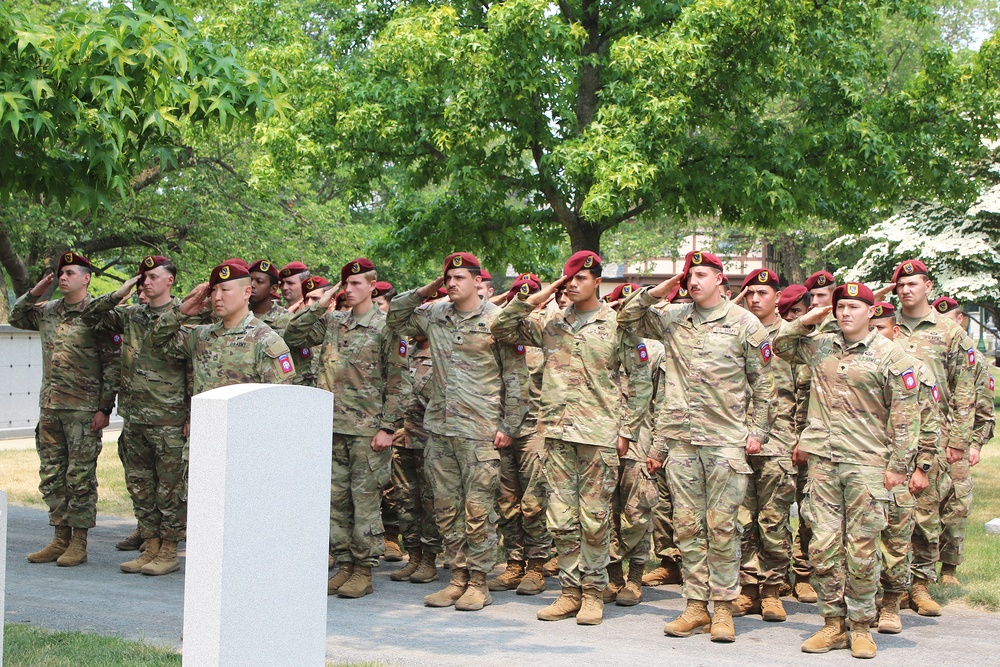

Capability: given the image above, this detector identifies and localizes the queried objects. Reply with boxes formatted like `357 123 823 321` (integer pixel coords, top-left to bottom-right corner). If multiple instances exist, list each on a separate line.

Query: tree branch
0 217 32 295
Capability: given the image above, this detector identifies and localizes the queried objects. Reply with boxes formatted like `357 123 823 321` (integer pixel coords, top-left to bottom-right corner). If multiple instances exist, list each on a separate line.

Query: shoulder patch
931 384 941 402
902 368 917 391
516 344 526 356
760 340 772 363
968 348 976 366
990 375 995 392
637 342 649 363
301 346 311 358
277 352 294 375
111 333 123 346
398 339 409 357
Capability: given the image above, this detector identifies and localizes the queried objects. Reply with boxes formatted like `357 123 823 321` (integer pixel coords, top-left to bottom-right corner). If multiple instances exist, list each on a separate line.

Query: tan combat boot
537 587 583 621
424 568 469 607
940 564 961 587
409 550 439 584
516 558 546 595
760 584 787 622
27 526 72 563
328 562 355 595
577 587 605 625
849 620 877 658
615 561 644 607
602 561 626 603
795 578 818 603
779 577 793 598
801 616 848 653
116 527 143 551
732 583 760 617
909 578 942 616
390 547 422 582
338 565 374 598
542 555 559 577
141 539 180 576
383 536 403 562
664 599 712 637
711 600 736 642
642 558 682 586
121 537 160 573
877 591 902 634
487 559 525 591
455 570 492 611
56 528 88 567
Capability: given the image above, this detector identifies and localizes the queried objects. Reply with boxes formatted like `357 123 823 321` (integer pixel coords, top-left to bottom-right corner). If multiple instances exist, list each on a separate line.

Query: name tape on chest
398 339 409 357
760 340 772 362
637 342 649 363
278 353 294 375
902 368 917 391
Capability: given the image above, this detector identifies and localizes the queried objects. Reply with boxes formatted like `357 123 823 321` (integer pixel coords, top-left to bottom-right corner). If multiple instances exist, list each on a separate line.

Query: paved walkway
4 504 999 666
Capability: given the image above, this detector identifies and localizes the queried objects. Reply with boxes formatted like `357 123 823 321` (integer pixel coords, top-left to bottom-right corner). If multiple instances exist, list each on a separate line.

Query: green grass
3 625 181 667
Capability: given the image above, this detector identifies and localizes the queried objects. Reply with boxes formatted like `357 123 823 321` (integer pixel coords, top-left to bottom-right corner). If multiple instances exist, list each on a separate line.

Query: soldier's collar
60 294 91 313
690 298 730 324
215 310 255 334
840 327 879 350
346 303 382 329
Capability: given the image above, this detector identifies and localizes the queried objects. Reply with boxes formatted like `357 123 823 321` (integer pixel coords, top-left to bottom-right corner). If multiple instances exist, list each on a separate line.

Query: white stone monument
182 384 333 667
1 490 6 666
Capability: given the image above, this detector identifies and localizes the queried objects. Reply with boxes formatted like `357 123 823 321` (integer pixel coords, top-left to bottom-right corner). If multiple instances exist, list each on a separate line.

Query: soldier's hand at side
798 305 833 328
526 275 568 307
113 274 142 300
370 430 393 452
183 422 190 439
946 446 964 464
909 468 929 494
884 470 907 491
416 276 445 298
493 431 512 449
616 436 631 457
970 449 981 466
746 437 762 455
872 283 896 302
646 457 663 475
91 411 110 432
792 445 808 467
647 273 684 300
30 272 55 297
180 283 210 315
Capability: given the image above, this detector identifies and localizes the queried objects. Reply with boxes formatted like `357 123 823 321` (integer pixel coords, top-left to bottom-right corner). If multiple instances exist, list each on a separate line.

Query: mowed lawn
3 432 999 611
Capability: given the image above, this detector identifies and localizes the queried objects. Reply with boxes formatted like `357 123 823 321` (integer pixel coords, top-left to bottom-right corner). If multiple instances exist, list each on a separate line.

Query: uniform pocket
600 449 620 467
858 478 890 536
726 456 753 475
475 446 501 463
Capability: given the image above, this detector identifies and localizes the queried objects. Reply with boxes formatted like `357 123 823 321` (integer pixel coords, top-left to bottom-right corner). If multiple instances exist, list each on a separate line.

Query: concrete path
4 504 999 666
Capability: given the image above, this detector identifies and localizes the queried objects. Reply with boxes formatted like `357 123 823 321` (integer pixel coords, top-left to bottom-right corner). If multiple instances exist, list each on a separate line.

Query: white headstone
1 490 6 666
986 518 1000 536
182 384 333 667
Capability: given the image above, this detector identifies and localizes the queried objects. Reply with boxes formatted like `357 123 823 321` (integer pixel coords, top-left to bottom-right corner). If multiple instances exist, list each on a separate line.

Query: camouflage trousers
121 421 188 542
497 432 552 562
738 456 795 586
880 485 915 594
36 408 103 529
544 439 619 590
940 458 973 567
792 462 814 582
330 433 391 568
425 433 500 574
912 456 947 582
801 457 888 623
667 441 749 601
610 459 658 566
651 465 680 564
390 443 442 553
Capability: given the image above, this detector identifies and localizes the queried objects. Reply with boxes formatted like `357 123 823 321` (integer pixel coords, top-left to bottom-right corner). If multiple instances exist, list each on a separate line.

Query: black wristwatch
380 427 395 436
98 407 113 416
919 462 931 473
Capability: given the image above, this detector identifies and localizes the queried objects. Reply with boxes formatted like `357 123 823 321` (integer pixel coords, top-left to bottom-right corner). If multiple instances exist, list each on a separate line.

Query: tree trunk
0 266 10 323
0 216 32 295
567 220 604 254
776 234 805 284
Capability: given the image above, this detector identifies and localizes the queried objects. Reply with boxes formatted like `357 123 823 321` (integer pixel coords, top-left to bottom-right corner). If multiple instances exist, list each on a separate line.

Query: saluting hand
646 273 684 300
525 275 568 307
113 274 142 300
416 276 445 298
872 283 896 302
315 281 342 311
732 287 749 305
30 272 55 297
179 283 210 316
797 305 833 328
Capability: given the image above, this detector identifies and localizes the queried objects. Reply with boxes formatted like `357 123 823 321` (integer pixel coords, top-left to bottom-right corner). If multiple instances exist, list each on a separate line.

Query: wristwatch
919 462 931 473
98 407 113 417
380 427 395 436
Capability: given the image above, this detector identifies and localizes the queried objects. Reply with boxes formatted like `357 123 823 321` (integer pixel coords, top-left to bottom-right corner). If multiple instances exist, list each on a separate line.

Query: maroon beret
833 282 875 307
222 258 248 271
301 276 330 295
341 258 376 284
742 269 780 291
605 283 640 303
480 269 493 282
871 301 896 320
680 250 724 288
777 285 808 316
668 285 692 303
804 271 835 290
209 262 250 288
138 255 170 274
57 251 92 271
892 259 930 293
372 281 394 298
506 276 542 303
249 259 280 282
279 261 309 279
563 251 601 277
932 296 960 314
443 252 481 276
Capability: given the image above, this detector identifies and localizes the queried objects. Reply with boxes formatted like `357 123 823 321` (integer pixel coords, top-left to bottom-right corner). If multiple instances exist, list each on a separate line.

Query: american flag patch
760 341 772 362
278 353 293 374
516 344 526 356
931 384 941 402
902 368 917 390
398 340 409 357
301 347 311 358
637 343 648 362
968 349 976 366
111 333 122 346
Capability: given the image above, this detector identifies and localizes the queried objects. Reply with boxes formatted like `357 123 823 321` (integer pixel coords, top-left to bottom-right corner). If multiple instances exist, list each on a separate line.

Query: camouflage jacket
755 318 798 458
82 293 189 426
492 298 653 449
515 346 545 438
284 303 405 437
618 290 774 457
256 301 293 335
151 309 295 394
633 339 665 461
10 292 120 412
774 320 920 473
895 309 977 452
916 362 943 468
399 343 433 447
972 357 996 451
387 290 525 440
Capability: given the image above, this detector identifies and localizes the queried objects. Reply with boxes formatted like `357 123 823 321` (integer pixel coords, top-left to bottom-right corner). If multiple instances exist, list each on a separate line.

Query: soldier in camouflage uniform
493 252 652 626
249 260 292 334
617 250 774 643
891 260 977 616
488 275 554 597
285 259 404 599
83 255 191 576
733 270 797 622
12 252 121 568
775 282 921 659
278 261 310 311
388 252 525 612
932 296 995 586
387 331 443 584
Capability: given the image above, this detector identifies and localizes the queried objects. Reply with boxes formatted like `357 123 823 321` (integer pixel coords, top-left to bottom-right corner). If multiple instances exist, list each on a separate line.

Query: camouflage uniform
894 310 976 582
939 357 995 568
392 343 442 554
618 291 774 602
284 303 406 567
10 292 121 529
491 299 652 591
737 318 798 588
83 294 190 542
387 291 525 574
791 365 815 585
151 309 295 393
258 301 292 334
774 321 920 623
